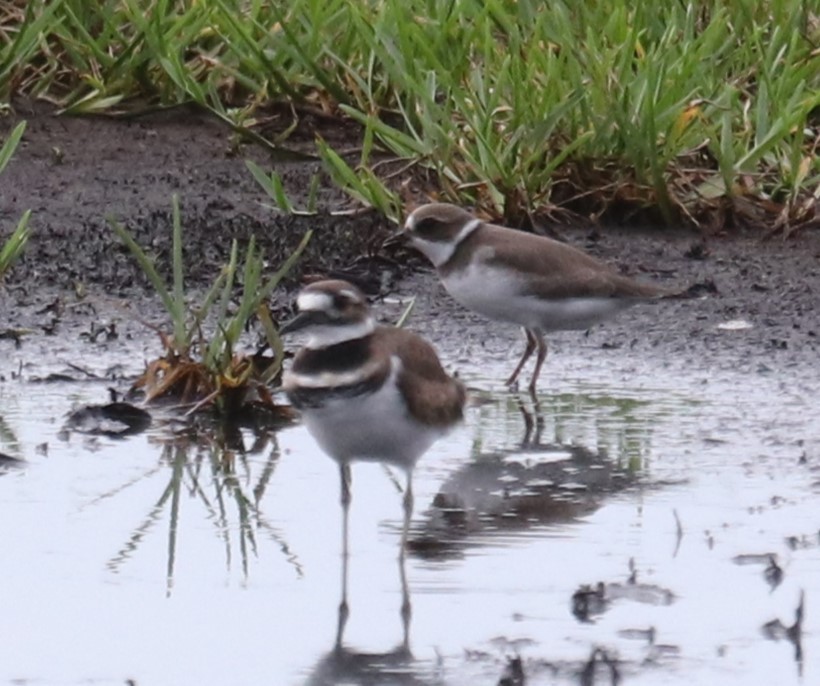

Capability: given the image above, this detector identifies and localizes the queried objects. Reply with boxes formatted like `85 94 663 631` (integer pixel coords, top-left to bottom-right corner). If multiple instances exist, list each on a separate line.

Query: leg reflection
400 472 414 560
400 472 413 647
335 464 351 651
399 542 412 651
516 390 545 446
310 467 417 685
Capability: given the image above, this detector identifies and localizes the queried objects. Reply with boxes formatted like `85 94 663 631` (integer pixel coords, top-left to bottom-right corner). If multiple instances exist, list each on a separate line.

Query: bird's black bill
279 310 331 335
382 230 408 250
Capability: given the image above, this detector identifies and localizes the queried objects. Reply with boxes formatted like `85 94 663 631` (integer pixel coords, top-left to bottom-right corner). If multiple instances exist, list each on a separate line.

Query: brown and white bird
280 279 465 548
402 203 668 392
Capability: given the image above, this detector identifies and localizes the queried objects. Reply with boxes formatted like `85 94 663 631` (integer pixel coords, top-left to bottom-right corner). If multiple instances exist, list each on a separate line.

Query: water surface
0 350 817 685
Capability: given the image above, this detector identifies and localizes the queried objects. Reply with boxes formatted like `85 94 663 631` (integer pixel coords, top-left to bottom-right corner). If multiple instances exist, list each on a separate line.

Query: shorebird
280 279 465 550
402 203 669 392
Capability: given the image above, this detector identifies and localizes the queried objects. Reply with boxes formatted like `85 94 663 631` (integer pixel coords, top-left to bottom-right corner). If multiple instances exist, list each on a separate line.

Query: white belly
300 372 443 469
443 264 634 332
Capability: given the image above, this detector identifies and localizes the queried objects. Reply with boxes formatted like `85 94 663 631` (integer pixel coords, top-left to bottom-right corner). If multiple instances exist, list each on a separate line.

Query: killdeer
402 203 669 392
280 279 465 550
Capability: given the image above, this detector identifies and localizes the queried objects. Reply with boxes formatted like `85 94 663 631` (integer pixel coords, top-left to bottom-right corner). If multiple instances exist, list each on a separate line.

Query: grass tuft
110 194 311 417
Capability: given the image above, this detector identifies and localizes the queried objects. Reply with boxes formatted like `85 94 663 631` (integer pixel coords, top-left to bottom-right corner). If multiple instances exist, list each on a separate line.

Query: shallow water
0 348 818 685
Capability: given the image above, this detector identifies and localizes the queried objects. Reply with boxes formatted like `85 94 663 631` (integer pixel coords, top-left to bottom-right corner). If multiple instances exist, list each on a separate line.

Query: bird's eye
414 217 439 235
331 295 347 311
332 292 360 312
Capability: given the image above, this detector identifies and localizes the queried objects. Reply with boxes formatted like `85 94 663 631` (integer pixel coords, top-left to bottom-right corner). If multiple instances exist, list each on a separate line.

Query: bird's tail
660 280 718 300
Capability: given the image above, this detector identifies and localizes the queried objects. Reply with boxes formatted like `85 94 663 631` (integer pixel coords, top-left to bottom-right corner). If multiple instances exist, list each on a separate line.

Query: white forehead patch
297 291 333 311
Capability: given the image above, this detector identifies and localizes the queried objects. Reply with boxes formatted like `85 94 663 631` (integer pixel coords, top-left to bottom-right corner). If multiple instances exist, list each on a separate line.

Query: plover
402 203 669 391
281 279 465 549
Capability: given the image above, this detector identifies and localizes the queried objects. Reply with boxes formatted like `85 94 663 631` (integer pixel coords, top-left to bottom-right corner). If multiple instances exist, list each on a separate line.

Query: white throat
410 217 481 268
304 316 375 349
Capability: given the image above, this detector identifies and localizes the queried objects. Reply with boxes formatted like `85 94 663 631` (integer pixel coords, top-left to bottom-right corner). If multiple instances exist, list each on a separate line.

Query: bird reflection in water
304 493 430 686
408 389 645 559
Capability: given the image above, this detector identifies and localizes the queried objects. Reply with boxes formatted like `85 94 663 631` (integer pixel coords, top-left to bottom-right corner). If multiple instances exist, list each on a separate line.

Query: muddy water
0 347 818 685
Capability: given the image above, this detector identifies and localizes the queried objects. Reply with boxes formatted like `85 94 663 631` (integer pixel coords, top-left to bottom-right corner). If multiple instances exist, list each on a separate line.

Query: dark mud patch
1 100 394 294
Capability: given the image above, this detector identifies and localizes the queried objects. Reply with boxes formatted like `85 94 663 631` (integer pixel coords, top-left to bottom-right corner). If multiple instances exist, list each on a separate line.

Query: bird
280 279 466 554
401 203 670 392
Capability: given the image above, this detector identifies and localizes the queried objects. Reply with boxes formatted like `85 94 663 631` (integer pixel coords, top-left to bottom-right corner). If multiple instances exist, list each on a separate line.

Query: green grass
0 121 30 279
2 1 819 230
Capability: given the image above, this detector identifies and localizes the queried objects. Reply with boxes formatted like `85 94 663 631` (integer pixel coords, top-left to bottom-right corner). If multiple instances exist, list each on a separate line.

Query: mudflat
1 101 818 375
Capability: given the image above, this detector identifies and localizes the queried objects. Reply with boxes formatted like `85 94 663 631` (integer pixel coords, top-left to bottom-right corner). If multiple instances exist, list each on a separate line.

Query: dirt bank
1 101 818 377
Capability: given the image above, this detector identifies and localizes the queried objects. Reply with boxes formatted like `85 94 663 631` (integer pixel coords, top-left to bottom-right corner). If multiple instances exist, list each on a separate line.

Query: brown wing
475 224 667 300
374 327 466 427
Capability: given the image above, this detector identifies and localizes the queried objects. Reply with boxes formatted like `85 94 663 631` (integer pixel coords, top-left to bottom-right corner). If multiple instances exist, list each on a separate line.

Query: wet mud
1 100 392 296
1 100 818 377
